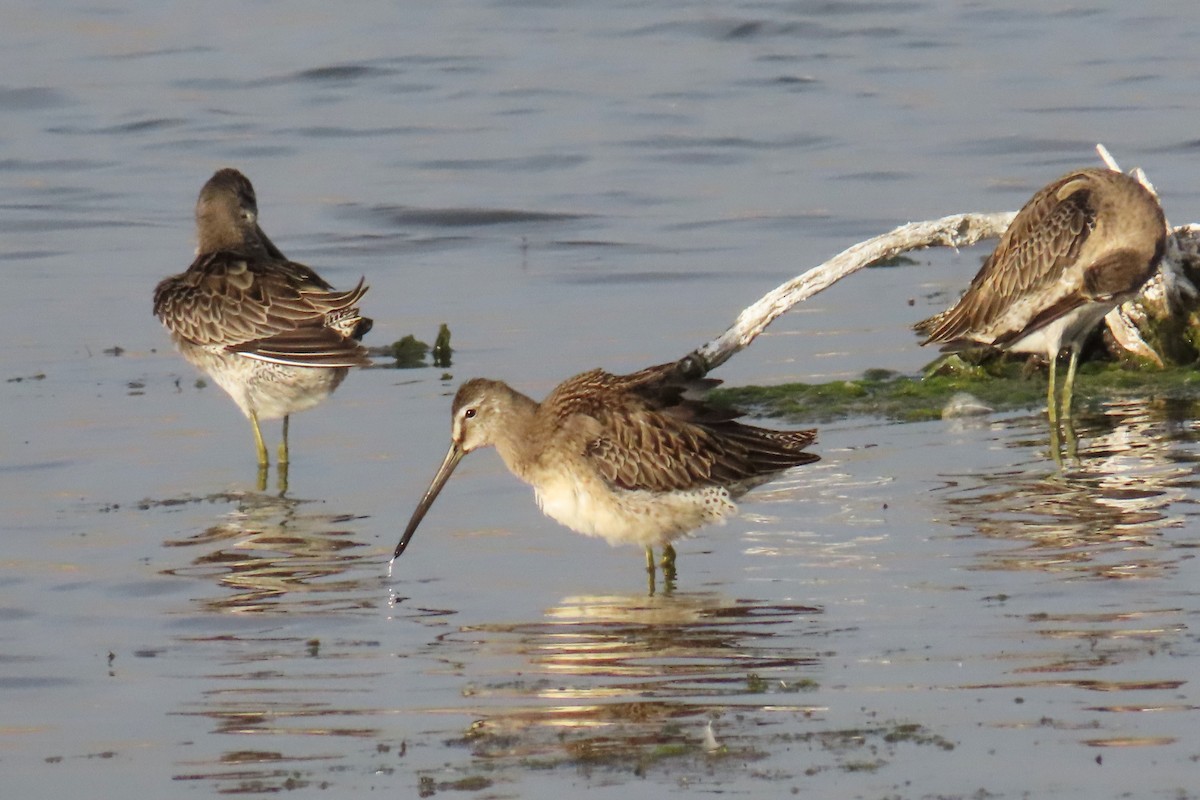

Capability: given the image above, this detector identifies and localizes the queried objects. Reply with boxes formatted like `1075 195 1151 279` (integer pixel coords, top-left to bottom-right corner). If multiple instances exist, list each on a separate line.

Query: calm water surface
3 1 1200 797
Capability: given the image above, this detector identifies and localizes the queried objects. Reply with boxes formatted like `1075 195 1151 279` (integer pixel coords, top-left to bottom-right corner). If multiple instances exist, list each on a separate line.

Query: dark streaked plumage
392 361 819 577
154 168 372 468
916 167 1166 422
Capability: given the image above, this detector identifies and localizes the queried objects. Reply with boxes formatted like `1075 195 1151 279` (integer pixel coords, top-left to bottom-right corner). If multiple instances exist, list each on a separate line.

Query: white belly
1006 302 1114 359
174 338 346 420
532 471 737 549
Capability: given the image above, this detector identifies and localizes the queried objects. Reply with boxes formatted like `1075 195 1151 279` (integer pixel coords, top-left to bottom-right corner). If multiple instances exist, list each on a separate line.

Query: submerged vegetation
369 324 453 369
388 334 430 368
432 323 453 368
712 357 1200 423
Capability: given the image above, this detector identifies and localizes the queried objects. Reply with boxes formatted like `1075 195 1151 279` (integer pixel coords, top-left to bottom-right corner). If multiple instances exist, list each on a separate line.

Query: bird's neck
490 389 541 483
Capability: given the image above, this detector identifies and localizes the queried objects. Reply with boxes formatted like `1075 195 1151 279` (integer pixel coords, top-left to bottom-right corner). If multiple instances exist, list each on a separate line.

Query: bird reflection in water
931 400 1194 705
161 491 373 613
160 491 382 793
934 398 1194 579
425 591 826 766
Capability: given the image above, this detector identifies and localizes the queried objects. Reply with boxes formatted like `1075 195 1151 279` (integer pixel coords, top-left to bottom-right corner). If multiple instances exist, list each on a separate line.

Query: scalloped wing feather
154 253 369 357
917 173 1095 345
547 366 818 494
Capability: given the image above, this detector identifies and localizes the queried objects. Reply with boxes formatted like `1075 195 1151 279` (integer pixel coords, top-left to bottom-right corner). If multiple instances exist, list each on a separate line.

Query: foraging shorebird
154 168 372 470
916 167 1166 425
392 361 819 580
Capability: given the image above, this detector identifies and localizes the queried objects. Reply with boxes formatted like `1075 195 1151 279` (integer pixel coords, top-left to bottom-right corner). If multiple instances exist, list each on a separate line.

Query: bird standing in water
916 167 1165 443
392 361 818 588
154 169 372 482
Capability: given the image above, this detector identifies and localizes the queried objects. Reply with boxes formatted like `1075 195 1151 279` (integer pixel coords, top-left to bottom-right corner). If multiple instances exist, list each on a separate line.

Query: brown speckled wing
153 252 370 367
549 366 818 493
917 172 1096 345
585 404 734 492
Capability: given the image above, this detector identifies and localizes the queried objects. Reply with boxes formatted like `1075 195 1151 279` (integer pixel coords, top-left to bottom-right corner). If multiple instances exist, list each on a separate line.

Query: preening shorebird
154 168 372 470
916 167 1166 426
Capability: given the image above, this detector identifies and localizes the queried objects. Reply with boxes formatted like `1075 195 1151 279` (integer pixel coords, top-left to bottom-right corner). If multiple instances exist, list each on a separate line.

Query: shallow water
3 1 1200 797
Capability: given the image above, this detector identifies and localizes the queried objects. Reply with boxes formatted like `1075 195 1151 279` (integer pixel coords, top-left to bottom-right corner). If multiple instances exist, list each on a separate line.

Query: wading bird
154 169 372 475
392 361 818 586
916 167 1165 433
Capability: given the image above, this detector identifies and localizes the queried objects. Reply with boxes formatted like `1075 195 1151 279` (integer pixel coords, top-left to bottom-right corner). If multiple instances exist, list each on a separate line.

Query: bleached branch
676 149 1197 380
678 211 1016 376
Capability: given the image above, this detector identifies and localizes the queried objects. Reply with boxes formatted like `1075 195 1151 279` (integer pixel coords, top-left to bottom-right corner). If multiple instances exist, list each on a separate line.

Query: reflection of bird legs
1060 347 1081 416
1047 353 1063 466
645 545 677 597
646 567 676 597
1060 350 1082 461
1047 349 1082 467
1062 413 1079 463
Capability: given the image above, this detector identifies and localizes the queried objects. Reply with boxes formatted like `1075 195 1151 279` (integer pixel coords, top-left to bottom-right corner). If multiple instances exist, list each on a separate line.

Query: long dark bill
392 442 465 561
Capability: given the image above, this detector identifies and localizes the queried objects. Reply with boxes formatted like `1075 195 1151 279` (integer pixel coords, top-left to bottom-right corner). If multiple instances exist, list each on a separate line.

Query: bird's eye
463 408 477 419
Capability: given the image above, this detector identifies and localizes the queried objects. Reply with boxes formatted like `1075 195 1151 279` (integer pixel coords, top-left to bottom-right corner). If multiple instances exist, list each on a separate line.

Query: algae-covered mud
716 361 1200 423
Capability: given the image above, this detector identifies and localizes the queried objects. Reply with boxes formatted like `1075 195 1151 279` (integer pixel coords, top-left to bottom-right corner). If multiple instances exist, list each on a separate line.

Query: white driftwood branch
1158 224 1200 309
678 147 1197 379
681 211 1015 375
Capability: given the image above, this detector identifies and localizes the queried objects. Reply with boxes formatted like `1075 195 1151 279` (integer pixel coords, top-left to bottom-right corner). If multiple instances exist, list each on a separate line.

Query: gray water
3 1 1200 797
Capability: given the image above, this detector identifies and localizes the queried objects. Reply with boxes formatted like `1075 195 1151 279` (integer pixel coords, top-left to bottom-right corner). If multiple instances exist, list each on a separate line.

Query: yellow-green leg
1046 353 1063 467
1060 347 1080 418
1045 353 1059 428
278 415 290 466
276 461 290 495
1061 408 1079 463
660 544 677 572
660 545 677 592
646 545 678 572
645 545 678 596
645 544 679 595
1061 348 1081 462
250 411 269 468
645 547 658 595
